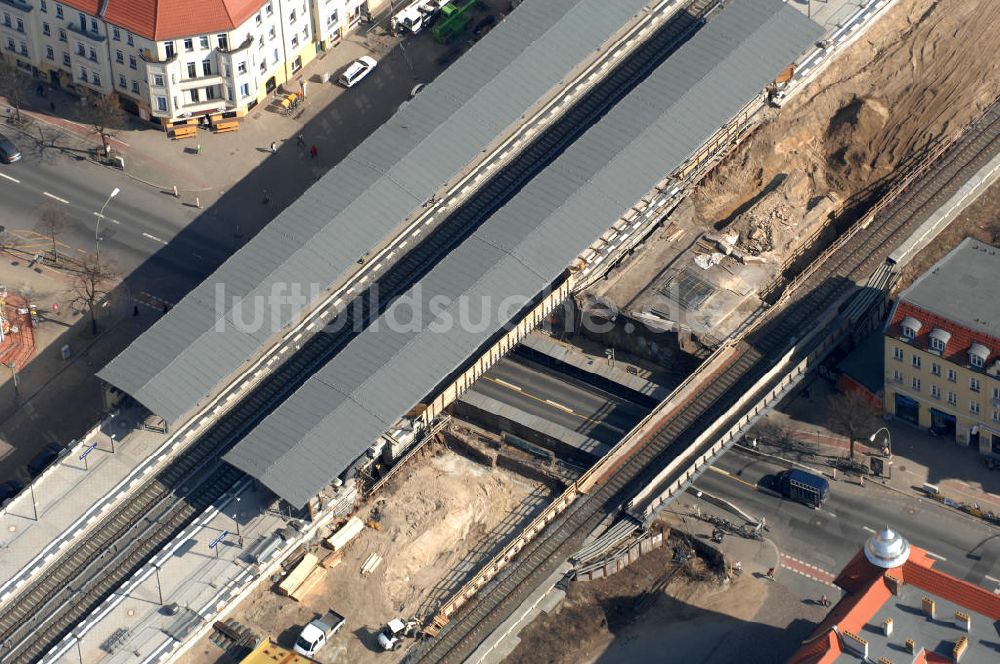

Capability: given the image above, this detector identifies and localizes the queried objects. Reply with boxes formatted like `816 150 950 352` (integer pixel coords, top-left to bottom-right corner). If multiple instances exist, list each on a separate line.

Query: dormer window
928 328 951 353
969 342 989 369
900 316 921 340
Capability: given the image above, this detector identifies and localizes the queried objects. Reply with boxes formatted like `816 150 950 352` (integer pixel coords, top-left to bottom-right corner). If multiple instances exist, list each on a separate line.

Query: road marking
544 399 574 414
43 192 69 204
926 551 947 562
142 232 167 245
780 554 838 588
0 173 20 183
862 526 876 533
110 219 120 224
93 212 105 218
490 378 522 392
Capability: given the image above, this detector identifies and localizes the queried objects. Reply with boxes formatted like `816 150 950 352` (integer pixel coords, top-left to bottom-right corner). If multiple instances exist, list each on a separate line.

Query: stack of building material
277 553 319 596
325 516 365 552
360 553 383 576
289 566 327 602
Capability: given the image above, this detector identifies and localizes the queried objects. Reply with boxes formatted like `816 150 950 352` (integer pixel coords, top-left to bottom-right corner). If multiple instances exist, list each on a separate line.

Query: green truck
432 0 477 43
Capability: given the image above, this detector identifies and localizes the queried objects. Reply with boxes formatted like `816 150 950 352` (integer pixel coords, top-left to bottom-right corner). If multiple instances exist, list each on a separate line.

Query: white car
339 56 378 88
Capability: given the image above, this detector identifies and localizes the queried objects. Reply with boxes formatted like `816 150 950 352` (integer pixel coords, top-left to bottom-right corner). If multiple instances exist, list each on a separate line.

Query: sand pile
693 0 1000 229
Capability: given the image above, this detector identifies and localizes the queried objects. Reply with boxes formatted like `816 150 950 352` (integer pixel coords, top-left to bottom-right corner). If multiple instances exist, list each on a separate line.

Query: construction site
5 0 1000 663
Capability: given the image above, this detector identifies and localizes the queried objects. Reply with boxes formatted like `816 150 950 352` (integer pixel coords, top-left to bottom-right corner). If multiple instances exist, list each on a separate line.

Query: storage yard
178 446 552 664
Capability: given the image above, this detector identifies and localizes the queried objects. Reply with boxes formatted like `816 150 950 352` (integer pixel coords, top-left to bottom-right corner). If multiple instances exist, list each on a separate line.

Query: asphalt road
469 358 650 446
696 448 1000 588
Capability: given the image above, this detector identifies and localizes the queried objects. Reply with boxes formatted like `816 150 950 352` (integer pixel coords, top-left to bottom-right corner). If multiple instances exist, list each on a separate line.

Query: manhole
127 609 135 617
8 525 17 533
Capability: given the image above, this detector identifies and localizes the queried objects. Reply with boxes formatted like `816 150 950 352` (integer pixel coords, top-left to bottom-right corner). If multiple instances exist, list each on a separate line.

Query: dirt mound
693 0 1000 229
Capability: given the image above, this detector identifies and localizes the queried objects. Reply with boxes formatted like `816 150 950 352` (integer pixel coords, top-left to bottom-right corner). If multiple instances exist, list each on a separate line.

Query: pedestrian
309 144 318 159
262 189 270 205
765 567 775 580
133 304 139 317
296 134 305 147
49 101 55 113
270 141 277 154
820 594 829 607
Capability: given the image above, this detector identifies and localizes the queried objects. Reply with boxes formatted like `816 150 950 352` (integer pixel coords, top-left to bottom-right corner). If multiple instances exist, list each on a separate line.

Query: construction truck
391 0 452 35
377 618 419 651
292 610 346 658
431 0 477 43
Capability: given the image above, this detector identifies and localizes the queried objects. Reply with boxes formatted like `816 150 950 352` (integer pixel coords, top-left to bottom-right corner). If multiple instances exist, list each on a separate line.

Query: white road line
0 172 20 183
93 212 105 218
492 378 522 392
43 192 69 204
862 526 876 533
544 399 574 414
142 232 167 245
926 551 947 561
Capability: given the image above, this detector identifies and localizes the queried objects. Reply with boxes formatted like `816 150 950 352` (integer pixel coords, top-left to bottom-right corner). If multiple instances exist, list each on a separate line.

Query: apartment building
883 238 1000 458
0 0 385 124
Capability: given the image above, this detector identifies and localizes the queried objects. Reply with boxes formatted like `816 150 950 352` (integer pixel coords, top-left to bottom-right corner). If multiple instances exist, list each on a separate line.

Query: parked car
0 479 23 504
27 442 63 477
338 56 377 88
0 133 21 163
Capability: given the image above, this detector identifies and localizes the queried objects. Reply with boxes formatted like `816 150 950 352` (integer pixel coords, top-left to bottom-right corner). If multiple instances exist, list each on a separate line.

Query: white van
338 56 378 88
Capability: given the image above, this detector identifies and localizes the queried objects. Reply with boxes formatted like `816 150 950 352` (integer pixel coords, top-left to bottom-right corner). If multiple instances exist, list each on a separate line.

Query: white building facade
0 0 385 124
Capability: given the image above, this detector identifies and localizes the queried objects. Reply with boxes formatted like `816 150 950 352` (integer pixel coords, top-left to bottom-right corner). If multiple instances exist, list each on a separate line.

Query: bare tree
36 204 67 261
71 252 119 335
0 57 30 124
826 390 883 460
80 91 126 154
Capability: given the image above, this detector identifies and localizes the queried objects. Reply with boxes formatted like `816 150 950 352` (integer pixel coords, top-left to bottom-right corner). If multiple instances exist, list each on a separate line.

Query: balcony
175 96 230 117
67 22 106 43
175 73 226 91
0 0 33 13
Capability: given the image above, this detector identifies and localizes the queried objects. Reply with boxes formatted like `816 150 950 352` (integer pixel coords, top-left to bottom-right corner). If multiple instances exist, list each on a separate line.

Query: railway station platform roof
97 0 656 425
222 0 823 507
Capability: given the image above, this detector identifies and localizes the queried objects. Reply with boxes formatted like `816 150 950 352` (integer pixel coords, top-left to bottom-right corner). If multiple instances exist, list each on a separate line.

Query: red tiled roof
887 301 999 367
66 0 268 41
787 544 1000 663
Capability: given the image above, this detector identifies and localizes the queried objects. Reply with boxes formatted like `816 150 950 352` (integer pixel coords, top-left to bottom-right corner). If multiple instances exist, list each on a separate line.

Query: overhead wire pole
95 187 120 264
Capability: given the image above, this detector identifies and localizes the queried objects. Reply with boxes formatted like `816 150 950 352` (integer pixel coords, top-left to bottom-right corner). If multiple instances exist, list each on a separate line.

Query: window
200 36 209 49
931 384 940 400
970 401 980 415
62 52 70 66
43 22 51 36
190 88 199 102
239 82 250 97
202 59 212 76
902 325 915 339
948 391 957 406
237 60 247 74
46 46 54 60
302 26 309 39
183 38 194 51
931 362 940 377
259 60 266 73
156 95 167 111
970 353 985 369
118 74 126 88
291 34 299 48
79 66 87 81
41 0 47 12
255 13 262 26
77 42 85 56
164 41 175 58
205 86 217 100
18 42 26 56
113 27 120 41
56 4 64 19
911 377 921 392
269 26 276 40
16 18 24 33
290 9 297 23
1 14 9 28
116 50 124 64
327 10 339 26
970 377 981 393
994 386 1000 402
266 1 273 16
994 410 1000 423
127 33 134 46
59 29 66 42
129 55 136 69
131 80 139 93
223 64 230 77
92 73 101 86
89 18 97 33
152 73 164 86
947 369 957 383
272 47 279 64
187 62 196 78
911 355 921 370
893 347 903 362
227 85 233 101
88 46 97 62
930 336 945 352
4 38 13 52
892 370 902 384
218 34 228 50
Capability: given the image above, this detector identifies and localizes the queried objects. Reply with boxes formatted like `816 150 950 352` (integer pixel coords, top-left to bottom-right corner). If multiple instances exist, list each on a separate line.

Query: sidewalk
758 375 1000 516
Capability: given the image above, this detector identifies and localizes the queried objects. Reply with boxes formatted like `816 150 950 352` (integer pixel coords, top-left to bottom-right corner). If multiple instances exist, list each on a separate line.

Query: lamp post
869 427 892 479
95 187 120 263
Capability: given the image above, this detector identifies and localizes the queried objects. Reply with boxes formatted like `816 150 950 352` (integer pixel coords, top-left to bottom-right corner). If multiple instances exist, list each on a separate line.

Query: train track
412 99 1000 663
0 5 718 662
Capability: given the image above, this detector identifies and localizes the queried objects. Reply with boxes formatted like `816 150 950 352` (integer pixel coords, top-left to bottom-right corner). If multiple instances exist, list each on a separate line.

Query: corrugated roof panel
99 0 655 424
224 0 822 507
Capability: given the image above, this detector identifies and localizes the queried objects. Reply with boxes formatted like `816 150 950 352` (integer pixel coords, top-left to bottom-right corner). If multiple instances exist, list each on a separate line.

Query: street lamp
870 427 892 479
95 187 120 263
